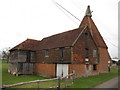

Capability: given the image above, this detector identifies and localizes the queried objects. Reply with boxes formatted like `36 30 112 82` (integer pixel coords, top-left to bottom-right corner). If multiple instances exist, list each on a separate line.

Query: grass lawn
1 60 119 88
2 60 59 88
2 60 47 86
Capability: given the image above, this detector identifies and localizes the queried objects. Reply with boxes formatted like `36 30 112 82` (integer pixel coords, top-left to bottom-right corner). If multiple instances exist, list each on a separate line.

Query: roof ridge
26 38 40 41
42 28 79 40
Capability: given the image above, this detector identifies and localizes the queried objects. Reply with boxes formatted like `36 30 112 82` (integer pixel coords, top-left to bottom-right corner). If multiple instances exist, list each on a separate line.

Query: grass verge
69 66 119 88
2 60 119 88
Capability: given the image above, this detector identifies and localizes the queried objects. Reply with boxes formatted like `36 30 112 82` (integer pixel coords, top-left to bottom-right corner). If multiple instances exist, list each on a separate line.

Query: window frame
84 32 89 39
85 48 89 58
93 64 97 71
60 47 64 60
93 49 97 57
44 50 49 57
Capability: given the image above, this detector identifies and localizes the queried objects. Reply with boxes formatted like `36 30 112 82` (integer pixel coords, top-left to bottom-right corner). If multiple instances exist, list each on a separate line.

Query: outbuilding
9 6 111 78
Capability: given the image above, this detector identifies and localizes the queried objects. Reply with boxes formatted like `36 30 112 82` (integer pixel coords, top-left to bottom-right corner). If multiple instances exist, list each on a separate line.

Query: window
60 48 64 60
86 64 89 70
85 48 89 50
45 50 49 57
26 51 31 62
93 64 97 71
54 48 59 50
65 46 70 49
93 50 97 57
85 58 89 62
85 48 89 58
85 33 89 39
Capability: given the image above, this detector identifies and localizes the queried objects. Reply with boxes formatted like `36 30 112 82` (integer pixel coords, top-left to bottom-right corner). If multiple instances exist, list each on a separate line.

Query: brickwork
69 64 99 78
73 27 98 64
97 48 110 73
35 63 56 77
36 47 71 64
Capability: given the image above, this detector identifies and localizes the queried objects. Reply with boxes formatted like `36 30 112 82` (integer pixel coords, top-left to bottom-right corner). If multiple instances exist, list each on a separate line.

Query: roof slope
38 16 107 50
10 26 86 51
79 16 107 48
38 26 85 50
10 16 108 51
10 39 40 51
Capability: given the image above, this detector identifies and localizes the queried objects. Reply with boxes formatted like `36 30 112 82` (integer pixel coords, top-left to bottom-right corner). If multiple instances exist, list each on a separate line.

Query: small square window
93 64 97 71
85 33 89 39
85 48 89 50
85 58 89 61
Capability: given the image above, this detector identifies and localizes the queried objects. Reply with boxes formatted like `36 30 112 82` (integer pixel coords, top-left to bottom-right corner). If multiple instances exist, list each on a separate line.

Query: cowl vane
85 5 92 17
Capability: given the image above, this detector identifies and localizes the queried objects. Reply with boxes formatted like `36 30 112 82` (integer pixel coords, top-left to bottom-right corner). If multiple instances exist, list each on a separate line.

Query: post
65 77 67 88
37 82 39 90
57 77 61 90
72 71 75 84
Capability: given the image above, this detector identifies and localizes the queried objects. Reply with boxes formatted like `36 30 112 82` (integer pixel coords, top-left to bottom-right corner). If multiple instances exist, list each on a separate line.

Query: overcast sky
0 0 119 58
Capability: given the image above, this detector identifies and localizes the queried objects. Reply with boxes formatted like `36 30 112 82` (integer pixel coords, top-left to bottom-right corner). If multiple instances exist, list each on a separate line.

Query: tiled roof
10 26 85 51
38 27 85 50
38 16 107 50
10 39 40 51
10 16 107 51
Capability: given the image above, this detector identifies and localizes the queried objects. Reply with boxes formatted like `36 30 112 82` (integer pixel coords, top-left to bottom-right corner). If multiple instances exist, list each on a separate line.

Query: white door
62 64 68 77
56 64 68 77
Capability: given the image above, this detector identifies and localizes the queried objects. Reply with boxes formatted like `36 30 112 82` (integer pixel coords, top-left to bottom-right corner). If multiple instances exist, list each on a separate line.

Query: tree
1 48 10 62
0 51 2 60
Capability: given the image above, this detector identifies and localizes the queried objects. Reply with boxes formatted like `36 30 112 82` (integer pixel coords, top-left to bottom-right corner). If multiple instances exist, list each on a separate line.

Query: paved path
94 76 119 88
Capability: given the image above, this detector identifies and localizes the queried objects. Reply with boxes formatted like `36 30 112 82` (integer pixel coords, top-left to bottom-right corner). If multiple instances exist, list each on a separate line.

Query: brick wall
97 48 109 73
69 64 99 78
34 62 107 78
73 27 98 64
36 47 71 64
35 63 56 77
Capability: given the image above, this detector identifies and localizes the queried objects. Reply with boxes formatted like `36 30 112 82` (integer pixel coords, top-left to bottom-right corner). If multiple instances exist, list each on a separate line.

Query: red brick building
9 6 111 78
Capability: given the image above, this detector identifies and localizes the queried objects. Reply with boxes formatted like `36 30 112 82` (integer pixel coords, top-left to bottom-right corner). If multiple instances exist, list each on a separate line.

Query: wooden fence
1 72 75 89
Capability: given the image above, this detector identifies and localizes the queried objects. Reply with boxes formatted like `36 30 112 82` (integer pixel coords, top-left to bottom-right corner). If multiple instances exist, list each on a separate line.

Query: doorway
56 64 68 77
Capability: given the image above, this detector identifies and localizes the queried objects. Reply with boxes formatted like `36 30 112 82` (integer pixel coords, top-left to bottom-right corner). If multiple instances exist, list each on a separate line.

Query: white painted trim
88 17 93 37
72 25 87 46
